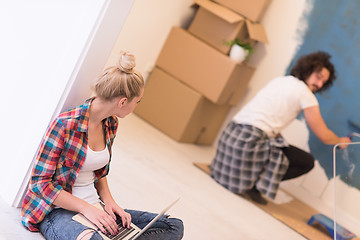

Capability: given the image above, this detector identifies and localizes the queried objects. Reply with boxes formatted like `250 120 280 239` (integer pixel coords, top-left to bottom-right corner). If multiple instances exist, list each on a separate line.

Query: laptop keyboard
103 214 136 240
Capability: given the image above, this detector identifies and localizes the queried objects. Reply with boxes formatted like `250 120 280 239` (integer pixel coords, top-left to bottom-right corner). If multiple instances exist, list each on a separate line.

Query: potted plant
225 39 254 63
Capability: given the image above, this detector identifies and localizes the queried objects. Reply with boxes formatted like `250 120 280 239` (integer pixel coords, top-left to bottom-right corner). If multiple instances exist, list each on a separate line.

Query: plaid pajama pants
210 122 289 199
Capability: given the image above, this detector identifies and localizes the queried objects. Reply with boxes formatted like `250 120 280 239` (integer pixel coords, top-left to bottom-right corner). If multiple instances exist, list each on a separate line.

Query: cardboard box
156 26 255 105
134 67 230 145
189 0 268 54
213 0 271 22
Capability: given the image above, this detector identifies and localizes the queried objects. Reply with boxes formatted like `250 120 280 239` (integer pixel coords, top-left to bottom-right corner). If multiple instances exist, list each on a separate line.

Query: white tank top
71 145 110 205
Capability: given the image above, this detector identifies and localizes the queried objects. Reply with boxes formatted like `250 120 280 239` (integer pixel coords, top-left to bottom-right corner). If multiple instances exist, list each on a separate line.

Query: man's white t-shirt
233 76 318 137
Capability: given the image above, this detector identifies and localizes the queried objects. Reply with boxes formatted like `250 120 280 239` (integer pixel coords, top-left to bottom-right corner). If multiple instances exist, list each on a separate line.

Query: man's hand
337 136 351 149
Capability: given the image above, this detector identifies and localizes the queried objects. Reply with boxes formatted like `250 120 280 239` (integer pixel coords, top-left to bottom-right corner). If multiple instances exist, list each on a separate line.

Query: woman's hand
103 201 132 229
94 177 131 228
81 204 119 235
53 190 119 235
95 177 132 228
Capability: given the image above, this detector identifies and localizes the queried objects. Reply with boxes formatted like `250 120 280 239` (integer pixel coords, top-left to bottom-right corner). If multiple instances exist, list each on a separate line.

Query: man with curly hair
211 51 351 205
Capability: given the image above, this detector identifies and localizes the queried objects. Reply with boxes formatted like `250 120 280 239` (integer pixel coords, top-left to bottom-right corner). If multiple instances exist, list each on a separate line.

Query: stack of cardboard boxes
135 0 270 145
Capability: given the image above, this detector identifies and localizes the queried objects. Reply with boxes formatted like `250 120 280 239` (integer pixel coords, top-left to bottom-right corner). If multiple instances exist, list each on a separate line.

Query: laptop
72 198 180 240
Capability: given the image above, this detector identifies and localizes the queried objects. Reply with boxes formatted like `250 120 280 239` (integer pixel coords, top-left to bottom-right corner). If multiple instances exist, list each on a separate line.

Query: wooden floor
0 114 311 240
193 162 335 240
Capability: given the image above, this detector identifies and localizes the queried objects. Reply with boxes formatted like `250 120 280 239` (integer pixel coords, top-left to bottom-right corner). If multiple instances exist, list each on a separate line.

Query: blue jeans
39 208 184 240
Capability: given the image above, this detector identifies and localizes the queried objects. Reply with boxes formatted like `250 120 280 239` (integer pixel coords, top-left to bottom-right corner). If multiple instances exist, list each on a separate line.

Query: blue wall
287 0 360 189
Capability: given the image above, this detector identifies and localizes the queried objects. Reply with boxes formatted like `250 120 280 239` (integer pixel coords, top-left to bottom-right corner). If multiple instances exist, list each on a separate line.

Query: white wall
105 0 195 75
0 0 134 207
107 0 360 234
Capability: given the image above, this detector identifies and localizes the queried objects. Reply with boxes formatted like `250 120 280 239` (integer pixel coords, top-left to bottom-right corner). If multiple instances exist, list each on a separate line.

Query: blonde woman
21 51 184 240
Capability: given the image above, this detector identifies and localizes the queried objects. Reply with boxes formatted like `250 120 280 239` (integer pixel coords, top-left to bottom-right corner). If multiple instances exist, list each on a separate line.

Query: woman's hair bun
116 51 136 73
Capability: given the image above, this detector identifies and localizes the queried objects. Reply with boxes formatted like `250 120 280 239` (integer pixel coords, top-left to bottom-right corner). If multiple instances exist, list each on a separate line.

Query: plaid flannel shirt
211 122 289 199
21 97 118 231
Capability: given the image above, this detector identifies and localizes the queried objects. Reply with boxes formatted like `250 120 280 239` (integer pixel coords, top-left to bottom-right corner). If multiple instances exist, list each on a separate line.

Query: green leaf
224 38 254 54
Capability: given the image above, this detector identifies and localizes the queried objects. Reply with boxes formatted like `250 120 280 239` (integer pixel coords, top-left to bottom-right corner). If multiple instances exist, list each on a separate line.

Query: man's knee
305 154 315 172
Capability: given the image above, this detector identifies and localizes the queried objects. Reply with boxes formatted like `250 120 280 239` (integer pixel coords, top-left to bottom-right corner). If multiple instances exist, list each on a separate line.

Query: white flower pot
229 44 248 63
